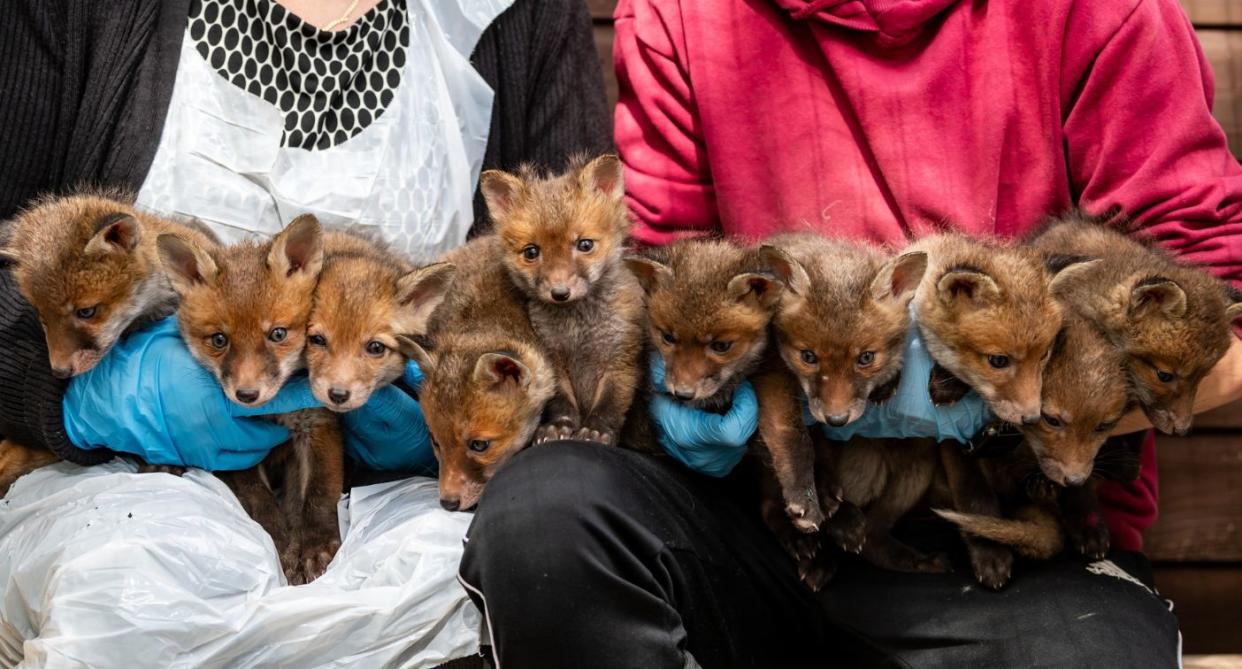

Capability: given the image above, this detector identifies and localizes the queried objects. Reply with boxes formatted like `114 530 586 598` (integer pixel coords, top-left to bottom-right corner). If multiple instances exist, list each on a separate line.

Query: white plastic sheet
0 460 480 668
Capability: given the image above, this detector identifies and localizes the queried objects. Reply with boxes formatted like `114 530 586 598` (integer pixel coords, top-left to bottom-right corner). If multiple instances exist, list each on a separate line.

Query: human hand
648 354 758 477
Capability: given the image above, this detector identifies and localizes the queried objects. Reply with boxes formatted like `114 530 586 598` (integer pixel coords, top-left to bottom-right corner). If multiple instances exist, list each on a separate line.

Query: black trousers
458 441 1180 669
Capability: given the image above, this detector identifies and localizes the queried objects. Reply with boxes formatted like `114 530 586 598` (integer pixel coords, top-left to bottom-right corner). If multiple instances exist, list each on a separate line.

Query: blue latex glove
648 354 759 477
226 360 436 473
64 318 293 470
814 322 993 442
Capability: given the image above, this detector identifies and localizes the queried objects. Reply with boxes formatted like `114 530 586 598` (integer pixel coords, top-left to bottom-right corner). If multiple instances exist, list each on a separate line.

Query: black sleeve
469 0 613 232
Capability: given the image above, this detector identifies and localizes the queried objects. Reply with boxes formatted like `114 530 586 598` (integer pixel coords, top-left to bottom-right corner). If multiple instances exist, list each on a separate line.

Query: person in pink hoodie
457 0 1239 665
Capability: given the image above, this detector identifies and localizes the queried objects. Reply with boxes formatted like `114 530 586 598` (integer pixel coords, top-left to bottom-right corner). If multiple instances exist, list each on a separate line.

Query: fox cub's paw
1071 521 1110 560
798 550 837 593
292 538 341 585
825 501 866 554
534 420 577 445
968 541 1013 590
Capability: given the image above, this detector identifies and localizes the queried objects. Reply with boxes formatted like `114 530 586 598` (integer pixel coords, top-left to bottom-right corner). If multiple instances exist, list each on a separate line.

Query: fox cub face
764 240 927 426
158 215 324 407
627 240 783 409
4 195 176 378
400 338 555 511
1019 316 1131 486
917 242 1094 426
307 255 455 412
1110 277 1240 435
482 155 629 304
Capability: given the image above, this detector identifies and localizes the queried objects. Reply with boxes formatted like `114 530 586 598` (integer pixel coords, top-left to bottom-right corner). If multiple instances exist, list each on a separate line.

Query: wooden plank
1153 565 1242 654
1185 657 1242 669
586 0 617 21
594 23 619 111
1193 399 1242 430
1183 0 1242 26
1197 29 1242 157
1146 434 1242 561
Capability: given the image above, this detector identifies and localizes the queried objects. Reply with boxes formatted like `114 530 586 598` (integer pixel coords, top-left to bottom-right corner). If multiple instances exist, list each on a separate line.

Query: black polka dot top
188 0 409 151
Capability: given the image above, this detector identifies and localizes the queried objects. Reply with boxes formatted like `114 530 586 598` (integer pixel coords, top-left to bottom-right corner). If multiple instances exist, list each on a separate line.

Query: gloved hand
648 354 759 477
814 323 993 442
64 318 293 470
225 360 436 473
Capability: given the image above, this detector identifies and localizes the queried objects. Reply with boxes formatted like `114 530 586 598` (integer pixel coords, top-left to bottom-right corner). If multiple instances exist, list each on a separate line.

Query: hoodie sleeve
614 0 718 245
1062 0 1242 295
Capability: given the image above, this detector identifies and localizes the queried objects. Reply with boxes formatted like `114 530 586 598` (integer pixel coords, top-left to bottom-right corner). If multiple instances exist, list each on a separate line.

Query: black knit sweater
0 0 611 463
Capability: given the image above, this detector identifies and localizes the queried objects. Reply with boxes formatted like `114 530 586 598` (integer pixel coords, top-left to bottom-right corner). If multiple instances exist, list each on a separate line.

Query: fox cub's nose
328 388 351 405
550 286 571 302
672 388 696 401
1020 413 1041 426
234 388 261 404
825 414 850 427
440 498 461 512
51 366 73 379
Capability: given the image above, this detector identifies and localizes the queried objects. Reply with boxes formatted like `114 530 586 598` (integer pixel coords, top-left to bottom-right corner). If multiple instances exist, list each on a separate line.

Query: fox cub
157 216 344 584
0 191 220 488
482 155 647 446
306 231 455 412
2 191 218 378
936 313 1135 562
399 235 555 512
757 233 927 534
1032 214 1242 435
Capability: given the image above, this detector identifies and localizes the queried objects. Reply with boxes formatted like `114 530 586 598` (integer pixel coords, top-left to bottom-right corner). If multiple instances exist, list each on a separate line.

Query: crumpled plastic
0 460 479 668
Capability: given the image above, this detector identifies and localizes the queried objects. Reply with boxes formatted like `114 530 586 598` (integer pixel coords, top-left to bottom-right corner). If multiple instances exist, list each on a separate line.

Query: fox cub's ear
269 214 324 280
480 170 526 221
1227 290 1242 323
624 256 673 295
728 272 783 310
394 262 457 334
1045 254 1101 297
157 234 218 293
1129 277 1187 321
579 154 624 200
394 335 434 372
759 245 809 296
936 268 1000 307
85 213 141 256
871 251 927 302
473 352 531 392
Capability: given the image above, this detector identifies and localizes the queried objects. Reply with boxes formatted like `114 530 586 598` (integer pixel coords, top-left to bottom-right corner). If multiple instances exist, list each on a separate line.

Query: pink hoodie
614 0 1242 551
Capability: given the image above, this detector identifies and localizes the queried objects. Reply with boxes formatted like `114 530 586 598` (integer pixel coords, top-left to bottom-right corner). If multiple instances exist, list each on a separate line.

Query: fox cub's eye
1156 370 1175 383
522 245 540 261
857 351 875 367
660 330 676 345
800 349 818 365
576 238 595 253
987 354 1010 369
208 332 229 349
74 306 98 320
365 340 386 357
268 327 288 343
468 439 491 453
709 340 733 354
1042 413 1064 429
308 334 327 347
